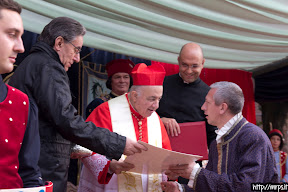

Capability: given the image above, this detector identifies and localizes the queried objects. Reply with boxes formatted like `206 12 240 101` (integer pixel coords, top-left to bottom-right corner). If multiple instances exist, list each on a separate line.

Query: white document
124 141 202 174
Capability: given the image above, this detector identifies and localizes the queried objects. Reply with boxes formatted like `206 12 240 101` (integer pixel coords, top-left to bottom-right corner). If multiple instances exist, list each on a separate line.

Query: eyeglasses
67 41 82 54
180 63 200 70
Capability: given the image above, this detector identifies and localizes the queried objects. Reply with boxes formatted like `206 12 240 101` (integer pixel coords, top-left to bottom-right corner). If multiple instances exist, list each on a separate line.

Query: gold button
9 100 12 104
9 117 13 121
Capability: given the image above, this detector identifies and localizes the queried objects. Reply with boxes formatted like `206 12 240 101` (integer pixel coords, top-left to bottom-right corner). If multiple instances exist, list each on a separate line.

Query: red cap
269 129 283 137
106 59 135 77
131 63 166 86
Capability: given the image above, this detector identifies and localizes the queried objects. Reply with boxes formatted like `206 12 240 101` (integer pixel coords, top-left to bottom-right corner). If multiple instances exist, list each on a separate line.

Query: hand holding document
124 141 202 174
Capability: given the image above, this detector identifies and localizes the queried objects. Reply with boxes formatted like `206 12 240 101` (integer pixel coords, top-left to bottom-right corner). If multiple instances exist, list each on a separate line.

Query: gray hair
129 85 144 96
211 81 244 115
0 0 21 17
38 17 86 47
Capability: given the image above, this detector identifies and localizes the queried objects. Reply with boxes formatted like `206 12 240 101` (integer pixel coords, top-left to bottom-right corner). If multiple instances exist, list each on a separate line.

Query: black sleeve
33 63 125 160
18 98 44 187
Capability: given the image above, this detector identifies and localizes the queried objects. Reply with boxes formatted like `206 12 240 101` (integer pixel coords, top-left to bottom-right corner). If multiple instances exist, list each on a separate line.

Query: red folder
168 121 208 160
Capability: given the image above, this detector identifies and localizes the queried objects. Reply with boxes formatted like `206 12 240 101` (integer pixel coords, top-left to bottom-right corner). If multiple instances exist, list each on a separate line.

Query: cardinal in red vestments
78 63 171 192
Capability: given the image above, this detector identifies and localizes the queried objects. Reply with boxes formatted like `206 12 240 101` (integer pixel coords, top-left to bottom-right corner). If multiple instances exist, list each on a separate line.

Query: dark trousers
39 144 71 192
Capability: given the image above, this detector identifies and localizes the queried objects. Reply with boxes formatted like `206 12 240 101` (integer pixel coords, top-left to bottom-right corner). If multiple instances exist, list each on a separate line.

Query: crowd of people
0 0 284 192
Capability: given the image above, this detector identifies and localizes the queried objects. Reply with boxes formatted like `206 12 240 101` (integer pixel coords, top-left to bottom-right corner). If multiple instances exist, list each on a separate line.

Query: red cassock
81 94 171 189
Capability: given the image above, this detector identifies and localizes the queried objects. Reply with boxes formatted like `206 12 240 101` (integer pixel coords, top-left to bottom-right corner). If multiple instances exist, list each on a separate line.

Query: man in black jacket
9 17 146 192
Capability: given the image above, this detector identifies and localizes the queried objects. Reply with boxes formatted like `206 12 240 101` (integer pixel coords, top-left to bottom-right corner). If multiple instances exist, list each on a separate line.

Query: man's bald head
178 43 205 83
179 43 204 60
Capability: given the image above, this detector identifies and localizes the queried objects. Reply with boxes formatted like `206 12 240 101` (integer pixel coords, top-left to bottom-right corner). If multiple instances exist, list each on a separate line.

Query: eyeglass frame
62 37 82 54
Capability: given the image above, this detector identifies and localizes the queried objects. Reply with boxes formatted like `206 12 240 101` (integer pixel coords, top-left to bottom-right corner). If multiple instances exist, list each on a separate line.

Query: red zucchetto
131 63 166 86
106 59 135 77
269 129 283 137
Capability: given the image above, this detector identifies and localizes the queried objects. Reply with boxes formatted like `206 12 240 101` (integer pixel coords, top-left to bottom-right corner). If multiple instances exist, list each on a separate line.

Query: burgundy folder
168 121 208 160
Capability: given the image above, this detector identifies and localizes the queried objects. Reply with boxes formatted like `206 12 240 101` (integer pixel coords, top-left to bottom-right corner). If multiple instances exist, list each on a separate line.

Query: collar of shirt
179 73 190 84
215 112 242 144
126 93 144 120
178 73 201 85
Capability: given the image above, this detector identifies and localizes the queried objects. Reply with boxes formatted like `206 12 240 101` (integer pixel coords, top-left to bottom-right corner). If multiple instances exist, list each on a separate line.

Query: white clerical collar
179 73 189 84
215 112 242 144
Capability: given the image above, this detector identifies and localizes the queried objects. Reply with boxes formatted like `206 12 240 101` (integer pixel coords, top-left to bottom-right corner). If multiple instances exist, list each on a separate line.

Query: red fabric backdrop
152 61 256 124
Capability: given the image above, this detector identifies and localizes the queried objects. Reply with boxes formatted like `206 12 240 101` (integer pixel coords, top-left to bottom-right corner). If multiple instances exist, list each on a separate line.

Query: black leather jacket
9 42 126 190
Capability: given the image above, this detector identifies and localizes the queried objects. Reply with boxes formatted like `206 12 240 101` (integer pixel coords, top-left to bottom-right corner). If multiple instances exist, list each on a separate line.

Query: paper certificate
124 141 202 174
